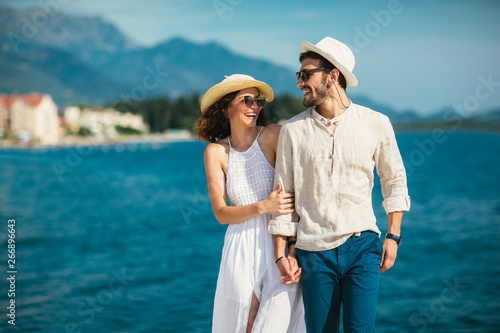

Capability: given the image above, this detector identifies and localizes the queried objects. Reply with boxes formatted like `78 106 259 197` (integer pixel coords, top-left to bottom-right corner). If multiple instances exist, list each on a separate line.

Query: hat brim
300 41 358 87
201 79 274 114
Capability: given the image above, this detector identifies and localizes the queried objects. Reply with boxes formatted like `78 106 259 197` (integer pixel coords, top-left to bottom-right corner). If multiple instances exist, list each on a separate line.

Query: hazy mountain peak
0 5 136 58
1 4 482 126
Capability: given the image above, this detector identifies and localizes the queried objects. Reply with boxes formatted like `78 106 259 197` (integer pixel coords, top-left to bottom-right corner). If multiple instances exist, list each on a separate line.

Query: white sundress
212 127 305 333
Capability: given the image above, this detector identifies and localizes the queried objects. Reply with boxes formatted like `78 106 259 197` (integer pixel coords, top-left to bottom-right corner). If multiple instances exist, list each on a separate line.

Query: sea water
0 132 499 332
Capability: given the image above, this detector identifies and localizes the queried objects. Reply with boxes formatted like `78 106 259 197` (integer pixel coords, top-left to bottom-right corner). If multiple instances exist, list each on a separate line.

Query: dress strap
227 127 263 150
255 126 264 141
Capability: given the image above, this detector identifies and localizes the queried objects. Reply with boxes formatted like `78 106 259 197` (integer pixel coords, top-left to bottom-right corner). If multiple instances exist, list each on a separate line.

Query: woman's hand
259 183 295 215
280 246 302 285
276 253 302 285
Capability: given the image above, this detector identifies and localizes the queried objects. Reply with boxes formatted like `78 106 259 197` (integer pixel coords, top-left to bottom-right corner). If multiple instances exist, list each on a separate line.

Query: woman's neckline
227 126 263 153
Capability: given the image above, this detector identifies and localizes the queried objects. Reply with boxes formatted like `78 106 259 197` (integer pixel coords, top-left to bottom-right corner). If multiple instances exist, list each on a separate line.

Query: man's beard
303 76 329 107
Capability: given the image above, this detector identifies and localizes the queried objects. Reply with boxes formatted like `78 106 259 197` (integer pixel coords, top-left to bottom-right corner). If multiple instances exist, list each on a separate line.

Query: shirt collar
311 101 353 126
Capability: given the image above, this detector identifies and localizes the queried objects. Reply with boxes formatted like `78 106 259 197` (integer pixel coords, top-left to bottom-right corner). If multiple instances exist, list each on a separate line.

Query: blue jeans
296 231 382 333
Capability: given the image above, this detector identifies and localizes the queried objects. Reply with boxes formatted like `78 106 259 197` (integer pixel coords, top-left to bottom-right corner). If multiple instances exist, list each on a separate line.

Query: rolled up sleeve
375 116 411 214
268 124 299 237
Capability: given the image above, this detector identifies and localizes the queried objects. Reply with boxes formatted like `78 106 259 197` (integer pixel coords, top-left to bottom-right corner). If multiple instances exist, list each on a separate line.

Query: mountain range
0 6 297 106
1 5 498 128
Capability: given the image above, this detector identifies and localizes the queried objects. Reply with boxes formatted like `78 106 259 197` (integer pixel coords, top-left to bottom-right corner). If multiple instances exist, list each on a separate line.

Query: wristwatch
385 233 402 246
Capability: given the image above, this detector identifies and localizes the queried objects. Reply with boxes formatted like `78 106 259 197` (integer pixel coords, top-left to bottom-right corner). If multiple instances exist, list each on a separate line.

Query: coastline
2 125 498 151
0 130 198 151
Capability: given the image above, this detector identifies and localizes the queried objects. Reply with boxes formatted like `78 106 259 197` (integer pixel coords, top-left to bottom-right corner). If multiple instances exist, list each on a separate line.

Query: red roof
22 93 44 106
0 94 16 108
0 93 45 108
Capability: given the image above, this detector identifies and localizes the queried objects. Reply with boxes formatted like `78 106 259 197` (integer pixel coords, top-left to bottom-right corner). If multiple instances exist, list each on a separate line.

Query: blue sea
0 131 499 332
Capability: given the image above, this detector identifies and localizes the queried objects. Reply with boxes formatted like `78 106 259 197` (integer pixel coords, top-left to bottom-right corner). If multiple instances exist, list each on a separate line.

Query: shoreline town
0 92 195 150
1 92 498 152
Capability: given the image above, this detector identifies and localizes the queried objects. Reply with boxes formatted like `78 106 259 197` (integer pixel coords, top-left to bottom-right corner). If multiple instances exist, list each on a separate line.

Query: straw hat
201 74 274 113
300 37 358 86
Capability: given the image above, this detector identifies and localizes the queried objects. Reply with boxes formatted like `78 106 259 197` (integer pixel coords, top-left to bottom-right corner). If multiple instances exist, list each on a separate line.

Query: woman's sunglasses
296 67 330 82
241 96 266 108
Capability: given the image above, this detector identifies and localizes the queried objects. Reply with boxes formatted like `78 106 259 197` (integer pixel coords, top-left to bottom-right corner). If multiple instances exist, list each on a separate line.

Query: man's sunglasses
241 96 266 108
296 67 330 82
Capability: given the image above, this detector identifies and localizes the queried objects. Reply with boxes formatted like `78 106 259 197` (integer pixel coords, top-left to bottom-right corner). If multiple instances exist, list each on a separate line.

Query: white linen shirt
268 103 411 251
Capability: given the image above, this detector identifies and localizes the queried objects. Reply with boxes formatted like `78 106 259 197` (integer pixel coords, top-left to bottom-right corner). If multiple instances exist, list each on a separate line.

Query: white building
0 93 59 145
116 112 149 133
66 107 148 140
0 96 10 138
63 106 81 133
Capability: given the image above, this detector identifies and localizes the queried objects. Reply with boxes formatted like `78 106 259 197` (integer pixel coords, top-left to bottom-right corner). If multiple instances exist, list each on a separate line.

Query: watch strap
385 233 401 246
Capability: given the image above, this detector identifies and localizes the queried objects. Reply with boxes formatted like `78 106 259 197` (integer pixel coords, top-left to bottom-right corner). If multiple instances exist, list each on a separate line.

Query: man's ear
330 68 340 84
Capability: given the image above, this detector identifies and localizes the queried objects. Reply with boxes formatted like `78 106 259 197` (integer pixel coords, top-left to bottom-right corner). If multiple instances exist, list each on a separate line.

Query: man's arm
268 124 301 283
375 116 411 214
268 124 299 236
374 116 410 273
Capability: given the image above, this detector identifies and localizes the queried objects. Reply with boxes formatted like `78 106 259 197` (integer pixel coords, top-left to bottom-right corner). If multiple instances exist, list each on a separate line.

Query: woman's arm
204 142 294 225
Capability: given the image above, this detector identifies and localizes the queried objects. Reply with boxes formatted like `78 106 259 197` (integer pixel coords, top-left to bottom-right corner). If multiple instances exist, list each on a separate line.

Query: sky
3 0 500 115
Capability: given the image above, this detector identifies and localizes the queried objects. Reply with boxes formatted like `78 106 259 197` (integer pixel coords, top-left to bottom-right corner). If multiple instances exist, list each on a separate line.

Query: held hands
260 183 295 215
276 249 302 285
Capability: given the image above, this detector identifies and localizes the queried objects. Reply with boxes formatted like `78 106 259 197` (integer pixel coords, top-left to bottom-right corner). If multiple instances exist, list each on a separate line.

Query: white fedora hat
201 74 274 114
300 37 358 86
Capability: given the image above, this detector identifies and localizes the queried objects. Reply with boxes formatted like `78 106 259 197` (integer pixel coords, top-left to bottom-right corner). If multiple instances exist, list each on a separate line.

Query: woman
195 75 305 333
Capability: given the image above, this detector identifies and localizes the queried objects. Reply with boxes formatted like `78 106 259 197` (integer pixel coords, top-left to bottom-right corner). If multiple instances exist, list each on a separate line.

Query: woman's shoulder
204 138 230 159
261 124 281 139
205 138 229 154
204 140 229 172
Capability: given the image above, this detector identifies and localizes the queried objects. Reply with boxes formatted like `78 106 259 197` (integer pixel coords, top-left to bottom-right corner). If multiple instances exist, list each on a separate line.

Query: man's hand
274 235 301 284
380 238 398 273
282 253 302 285
277 255 302 285
276 251 301 285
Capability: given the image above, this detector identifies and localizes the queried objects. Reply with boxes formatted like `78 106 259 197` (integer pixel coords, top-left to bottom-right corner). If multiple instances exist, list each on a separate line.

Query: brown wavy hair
194 90 269 143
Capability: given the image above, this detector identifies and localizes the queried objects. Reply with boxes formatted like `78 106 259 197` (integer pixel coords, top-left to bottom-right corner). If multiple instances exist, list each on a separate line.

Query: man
269 37 411 332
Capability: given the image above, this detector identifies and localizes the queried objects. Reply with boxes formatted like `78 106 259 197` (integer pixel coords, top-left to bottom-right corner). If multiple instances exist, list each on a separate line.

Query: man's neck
315 83 350 120
316 97 350 120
